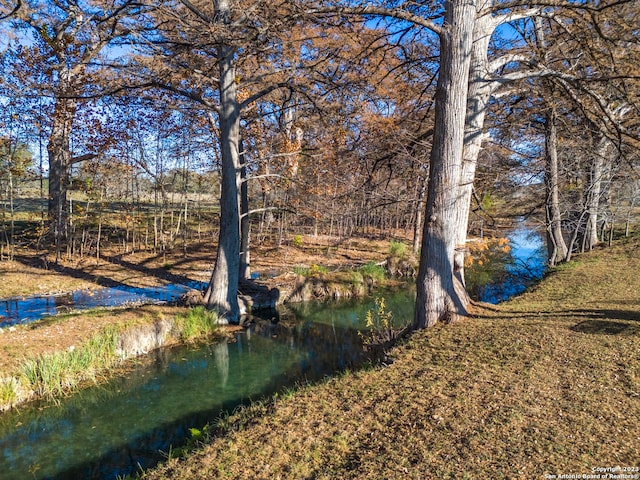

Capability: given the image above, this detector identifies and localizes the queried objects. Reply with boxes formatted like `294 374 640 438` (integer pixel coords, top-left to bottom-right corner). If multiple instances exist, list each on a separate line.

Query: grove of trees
0 0 638 326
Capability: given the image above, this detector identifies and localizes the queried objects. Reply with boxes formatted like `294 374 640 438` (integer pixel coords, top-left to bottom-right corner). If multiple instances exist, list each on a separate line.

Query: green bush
292 235 303 247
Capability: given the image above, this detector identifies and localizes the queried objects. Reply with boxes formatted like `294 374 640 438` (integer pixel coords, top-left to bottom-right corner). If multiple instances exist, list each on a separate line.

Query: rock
176 289 205 307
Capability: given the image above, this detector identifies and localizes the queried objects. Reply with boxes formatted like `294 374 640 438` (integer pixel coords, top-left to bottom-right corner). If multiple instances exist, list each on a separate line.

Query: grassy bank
141 237 640 479
0 306 225 410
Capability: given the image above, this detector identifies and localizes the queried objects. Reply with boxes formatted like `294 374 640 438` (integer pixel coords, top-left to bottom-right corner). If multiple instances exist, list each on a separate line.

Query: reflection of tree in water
465 237 515 300
212 341 229 388
465 226 546 304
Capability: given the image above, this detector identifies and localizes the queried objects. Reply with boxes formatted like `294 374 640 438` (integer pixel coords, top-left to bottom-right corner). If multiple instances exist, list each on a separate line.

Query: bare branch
305 5 443 36
0 0 20 20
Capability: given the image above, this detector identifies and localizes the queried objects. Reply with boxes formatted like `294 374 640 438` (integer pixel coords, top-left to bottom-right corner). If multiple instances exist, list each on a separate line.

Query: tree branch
0 0 20 20
305 5 442 36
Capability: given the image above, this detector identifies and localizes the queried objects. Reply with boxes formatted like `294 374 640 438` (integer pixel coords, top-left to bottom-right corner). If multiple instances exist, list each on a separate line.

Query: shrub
359 297 403 363
292 235 303 247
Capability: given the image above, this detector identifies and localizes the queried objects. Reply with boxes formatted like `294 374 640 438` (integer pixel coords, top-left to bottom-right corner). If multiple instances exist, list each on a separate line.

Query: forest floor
0 234 393 375
135 235 640 480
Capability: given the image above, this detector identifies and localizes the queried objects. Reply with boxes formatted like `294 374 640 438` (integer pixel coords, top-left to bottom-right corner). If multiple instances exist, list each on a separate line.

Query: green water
0 292 413 480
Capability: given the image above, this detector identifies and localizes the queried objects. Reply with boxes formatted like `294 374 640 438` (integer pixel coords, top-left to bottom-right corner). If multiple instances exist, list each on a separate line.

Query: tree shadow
12 252 205 293
570 320 631 335
12 254 131 290
100 254 202 287
473 303 639 336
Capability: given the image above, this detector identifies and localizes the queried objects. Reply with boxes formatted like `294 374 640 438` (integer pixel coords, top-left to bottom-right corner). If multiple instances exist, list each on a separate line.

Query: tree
314 0 637 327
6 0 142 259
0 136 32 259
140 0 304 322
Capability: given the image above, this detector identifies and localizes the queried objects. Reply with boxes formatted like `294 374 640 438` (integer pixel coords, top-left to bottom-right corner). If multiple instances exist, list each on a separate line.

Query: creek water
0 293 414 480
0 223 545 479
0 282 207 328
467 222 546 304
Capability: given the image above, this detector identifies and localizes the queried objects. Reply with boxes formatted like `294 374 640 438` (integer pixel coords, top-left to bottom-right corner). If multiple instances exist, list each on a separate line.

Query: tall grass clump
389 240 408 259
293 264 328 277
19 326 120 398
0 377 19 406
358 261 386 283
175 306 219 341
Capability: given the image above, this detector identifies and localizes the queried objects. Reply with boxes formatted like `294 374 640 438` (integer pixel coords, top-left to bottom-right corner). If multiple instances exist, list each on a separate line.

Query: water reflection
465 222 546 303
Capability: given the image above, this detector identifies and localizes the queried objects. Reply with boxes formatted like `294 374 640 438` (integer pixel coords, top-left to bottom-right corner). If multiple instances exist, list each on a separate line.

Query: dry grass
0 260 97 297
141 237 640 480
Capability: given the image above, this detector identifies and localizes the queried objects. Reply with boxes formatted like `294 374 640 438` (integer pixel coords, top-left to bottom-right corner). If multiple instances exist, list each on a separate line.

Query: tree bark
414 0 475 329
544 105 568 266
583 135 611 250
239 137 251 280
453 13 493 290
203 32 242 323
47 89 77 260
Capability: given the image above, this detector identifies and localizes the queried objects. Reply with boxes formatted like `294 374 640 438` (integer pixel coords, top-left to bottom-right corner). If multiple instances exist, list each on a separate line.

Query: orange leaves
464 237 511 268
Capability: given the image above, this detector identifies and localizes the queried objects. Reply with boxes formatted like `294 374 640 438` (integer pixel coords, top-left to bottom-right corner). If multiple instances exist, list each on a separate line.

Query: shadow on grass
474 303 640 334
13 254 132 290
101 253 205 287
570 320 631 335
12 252 207 293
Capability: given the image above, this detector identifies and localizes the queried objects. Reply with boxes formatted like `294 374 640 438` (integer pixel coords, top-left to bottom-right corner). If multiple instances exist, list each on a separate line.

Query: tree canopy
0 0 638 325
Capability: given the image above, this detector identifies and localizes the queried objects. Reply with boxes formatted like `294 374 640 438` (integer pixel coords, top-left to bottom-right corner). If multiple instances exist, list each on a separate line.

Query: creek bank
0 261 409 411
0 308 239 412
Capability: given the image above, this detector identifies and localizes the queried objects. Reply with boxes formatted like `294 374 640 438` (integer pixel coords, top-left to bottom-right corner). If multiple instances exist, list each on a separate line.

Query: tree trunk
414 0 475 329
412 181 426 255
47 92 77 260
452 13 493 288
544 105 568 266
239 137 251 281
583 135 610 250
203 33 242 323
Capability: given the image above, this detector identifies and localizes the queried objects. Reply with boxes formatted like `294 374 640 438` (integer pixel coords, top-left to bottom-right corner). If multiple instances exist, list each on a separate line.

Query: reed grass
174 306 219 341
19 325 120 398
358 261 386 282
0 377 19 405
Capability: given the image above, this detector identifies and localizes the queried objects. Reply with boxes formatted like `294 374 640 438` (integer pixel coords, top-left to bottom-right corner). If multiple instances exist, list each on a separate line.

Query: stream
0 282 207 328
0 223 546 479
0 294 413 480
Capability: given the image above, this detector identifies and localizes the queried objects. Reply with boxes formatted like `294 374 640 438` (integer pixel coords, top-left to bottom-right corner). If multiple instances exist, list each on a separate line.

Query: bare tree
8 0 142 259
